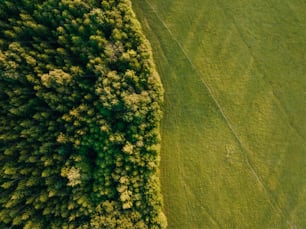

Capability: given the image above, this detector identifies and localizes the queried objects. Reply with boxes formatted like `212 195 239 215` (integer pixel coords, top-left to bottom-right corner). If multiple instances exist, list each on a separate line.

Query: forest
0 0 166 228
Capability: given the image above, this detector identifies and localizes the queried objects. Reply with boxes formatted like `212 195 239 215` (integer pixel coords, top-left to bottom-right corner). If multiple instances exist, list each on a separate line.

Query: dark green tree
0 0 166 228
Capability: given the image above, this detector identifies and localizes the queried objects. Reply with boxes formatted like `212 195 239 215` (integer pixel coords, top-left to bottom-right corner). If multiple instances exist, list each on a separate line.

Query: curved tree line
0 0 166 228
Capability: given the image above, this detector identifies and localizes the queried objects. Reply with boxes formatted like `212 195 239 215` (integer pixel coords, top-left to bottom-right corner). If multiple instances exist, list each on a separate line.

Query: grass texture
133 0 306 228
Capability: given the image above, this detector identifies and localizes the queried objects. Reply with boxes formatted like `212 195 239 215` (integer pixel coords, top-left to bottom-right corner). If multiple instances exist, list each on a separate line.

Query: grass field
133 0 306 228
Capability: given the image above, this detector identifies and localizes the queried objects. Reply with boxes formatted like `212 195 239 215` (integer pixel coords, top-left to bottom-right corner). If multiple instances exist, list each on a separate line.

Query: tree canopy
0 0 166 228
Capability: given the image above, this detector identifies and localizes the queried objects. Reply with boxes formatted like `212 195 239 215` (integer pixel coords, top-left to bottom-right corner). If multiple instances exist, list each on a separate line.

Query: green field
133 0 306 228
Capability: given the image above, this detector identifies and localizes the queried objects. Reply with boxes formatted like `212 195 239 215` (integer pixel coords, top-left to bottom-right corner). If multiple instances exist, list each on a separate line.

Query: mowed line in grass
134 2 276 228
134 0 306 228
184 3 306 227
214 0 306 145
142 0 289 222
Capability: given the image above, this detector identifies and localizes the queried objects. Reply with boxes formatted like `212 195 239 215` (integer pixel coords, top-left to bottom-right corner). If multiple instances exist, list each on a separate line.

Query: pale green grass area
133 0 306 228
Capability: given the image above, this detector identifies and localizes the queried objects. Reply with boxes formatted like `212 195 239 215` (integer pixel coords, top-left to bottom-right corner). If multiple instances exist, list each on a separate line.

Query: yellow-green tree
0 0 166 228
